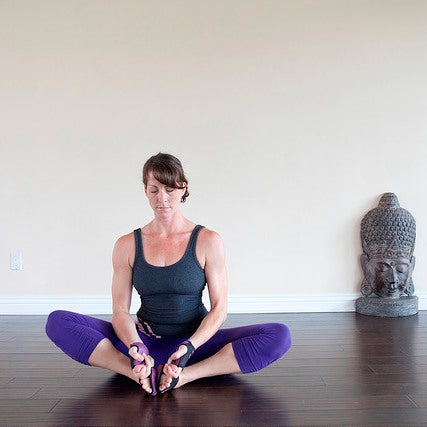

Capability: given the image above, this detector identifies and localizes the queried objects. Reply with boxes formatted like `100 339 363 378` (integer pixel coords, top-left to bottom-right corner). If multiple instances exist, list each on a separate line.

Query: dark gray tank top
132 225 208 338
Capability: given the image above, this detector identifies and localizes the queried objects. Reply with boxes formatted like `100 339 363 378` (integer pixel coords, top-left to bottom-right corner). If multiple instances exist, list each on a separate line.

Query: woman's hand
166 345 187 376
164 342 194 378
128 345 155 393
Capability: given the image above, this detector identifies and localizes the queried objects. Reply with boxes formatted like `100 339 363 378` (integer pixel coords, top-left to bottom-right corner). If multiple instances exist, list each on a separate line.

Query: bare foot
128 347 155 394
158 363 188 392
133 363 153 394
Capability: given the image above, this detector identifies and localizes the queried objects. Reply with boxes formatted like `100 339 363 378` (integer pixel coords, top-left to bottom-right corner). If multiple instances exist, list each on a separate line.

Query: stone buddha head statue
360 193 416 299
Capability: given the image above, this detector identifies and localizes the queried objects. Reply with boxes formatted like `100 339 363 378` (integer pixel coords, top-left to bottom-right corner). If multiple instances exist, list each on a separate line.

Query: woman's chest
142 236 190 267
133 262 206 296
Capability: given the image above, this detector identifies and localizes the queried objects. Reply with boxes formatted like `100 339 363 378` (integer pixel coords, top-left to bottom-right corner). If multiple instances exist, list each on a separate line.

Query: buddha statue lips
360 193 416 299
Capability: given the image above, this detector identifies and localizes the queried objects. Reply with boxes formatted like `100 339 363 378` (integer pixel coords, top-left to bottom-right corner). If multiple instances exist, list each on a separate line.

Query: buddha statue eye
396 264 408 273
376 263 389 272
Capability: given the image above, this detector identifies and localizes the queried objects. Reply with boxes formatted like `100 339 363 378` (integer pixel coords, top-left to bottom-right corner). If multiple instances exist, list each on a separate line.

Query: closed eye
396 264 409 273
376 263 389 272
150 188 174 193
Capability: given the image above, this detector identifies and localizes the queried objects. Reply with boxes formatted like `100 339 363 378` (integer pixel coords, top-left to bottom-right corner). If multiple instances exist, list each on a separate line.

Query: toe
167 364 180 378
140 378 152 394
159 373 171 391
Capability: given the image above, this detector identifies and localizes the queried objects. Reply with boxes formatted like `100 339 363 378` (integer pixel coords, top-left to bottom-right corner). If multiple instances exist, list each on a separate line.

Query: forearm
112 311 142 349
188 308 227 349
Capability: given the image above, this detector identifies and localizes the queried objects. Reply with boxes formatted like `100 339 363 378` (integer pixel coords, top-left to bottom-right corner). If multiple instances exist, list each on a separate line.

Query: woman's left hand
164 344 189 378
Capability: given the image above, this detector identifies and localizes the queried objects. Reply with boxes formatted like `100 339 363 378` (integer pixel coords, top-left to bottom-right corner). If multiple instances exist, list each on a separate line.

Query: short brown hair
142 153 190 203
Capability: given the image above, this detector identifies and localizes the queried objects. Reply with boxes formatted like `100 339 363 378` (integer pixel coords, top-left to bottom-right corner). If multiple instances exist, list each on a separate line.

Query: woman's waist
137 302 208 323
135 307 207 338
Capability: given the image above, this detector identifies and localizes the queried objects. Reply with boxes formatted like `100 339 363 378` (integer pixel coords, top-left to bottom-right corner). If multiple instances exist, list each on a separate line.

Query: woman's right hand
128 345 155 393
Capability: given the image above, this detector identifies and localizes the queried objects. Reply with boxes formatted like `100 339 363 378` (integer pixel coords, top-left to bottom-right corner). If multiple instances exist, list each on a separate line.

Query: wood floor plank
8 377 128 387
0 368 81 378
407 394 427 407
0 360 81 369
322 372 427 386
0 387 41 399
0 398 59 413
0 413 57 426
0 344 61 353
245 407 427 427
369 363 427 374
31 385 147 399
0 353 74 361
258 365 374 376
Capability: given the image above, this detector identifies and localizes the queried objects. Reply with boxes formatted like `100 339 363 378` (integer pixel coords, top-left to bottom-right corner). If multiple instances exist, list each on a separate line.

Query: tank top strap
133 228 142 260
188 224 205 261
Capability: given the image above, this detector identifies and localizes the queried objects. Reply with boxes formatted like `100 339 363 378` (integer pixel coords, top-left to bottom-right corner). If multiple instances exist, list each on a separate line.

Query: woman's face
145 172 186 217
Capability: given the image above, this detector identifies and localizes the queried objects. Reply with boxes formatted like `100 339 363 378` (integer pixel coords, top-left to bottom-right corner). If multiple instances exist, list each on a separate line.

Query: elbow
211 306 227 325
208 297 227 325
221 310 227 325
221 313 227 327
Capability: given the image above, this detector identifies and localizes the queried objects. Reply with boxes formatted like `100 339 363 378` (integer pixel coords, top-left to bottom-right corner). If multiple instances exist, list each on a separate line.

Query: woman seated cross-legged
46 152 292 396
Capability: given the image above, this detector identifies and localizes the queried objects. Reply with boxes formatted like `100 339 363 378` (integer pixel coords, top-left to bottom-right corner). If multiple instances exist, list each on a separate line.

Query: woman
46 153 292 396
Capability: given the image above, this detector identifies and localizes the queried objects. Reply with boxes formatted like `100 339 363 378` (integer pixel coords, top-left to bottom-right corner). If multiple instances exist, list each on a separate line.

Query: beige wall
1 1 427 306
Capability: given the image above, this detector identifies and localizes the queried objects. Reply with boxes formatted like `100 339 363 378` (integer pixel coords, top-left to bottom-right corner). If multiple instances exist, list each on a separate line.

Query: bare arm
188 230 228 349
111 235 142 349
110 235 154 392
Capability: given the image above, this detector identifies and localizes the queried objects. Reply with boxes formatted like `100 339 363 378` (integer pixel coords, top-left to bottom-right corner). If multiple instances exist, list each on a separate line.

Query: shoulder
198 227 225 257
112 231 136 268
113 231 135 250
199 227 223 243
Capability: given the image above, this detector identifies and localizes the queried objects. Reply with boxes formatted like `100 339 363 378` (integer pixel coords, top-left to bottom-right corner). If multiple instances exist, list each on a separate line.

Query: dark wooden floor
2 312 427 426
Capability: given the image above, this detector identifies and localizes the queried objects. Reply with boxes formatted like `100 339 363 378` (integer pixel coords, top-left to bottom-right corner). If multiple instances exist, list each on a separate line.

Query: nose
157 189 169 202
389 268 398 289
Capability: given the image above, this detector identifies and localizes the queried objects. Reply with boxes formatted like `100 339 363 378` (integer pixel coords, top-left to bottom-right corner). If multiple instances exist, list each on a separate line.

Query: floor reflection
49 373 289 426
355 311 418 390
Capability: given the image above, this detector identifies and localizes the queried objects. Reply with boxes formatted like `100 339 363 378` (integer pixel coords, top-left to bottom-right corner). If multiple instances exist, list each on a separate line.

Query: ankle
179 367 194 385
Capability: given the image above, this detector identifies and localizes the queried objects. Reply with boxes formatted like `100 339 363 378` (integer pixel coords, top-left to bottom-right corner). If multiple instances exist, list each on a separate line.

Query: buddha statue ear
410 255 416 270
404 256 416 296
360 253 373 296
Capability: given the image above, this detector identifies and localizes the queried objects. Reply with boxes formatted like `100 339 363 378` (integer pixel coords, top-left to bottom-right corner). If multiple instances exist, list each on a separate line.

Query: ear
180 186 187 203
410 255 416 271
360 254 374 296
360 253 369 278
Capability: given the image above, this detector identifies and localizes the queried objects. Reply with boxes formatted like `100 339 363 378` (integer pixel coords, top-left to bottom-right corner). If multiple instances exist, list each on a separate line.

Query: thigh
55 311 132 356
47 310 183 364
188 324 267 366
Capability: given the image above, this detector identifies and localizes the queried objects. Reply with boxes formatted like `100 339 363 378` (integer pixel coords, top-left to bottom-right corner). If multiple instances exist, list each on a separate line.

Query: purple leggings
45 310 291 374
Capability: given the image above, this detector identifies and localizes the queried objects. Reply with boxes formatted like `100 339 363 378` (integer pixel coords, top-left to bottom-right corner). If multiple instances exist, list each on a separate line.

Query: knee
45 310 72 342
268 323 292 359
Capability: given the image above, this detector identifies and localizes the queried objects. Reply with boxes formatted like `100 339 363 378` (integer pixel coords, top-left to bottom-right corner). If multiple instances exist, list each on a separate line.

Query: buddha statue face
364 256 414 298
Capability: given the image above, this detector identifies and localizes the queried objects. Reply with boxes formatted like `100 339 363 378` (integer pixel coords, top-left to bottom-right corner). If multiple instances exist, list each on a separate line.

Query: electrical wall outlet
10 251 23 270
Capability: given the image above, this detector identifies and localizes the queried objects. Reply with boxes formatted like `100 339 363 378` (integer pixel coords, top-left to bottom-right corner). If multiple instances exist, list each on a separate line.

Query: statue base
355 296 418 317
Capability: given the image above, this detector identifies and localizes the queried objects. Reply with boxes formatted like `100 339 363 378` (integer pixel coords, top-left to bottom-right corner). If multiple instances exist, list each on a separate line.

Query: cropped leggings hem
45 310 292 374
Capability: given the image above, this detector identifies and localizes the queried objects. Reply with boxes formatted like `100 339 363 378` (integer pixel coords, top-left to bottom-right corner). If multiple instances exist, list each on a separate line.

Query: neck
148 213 190 236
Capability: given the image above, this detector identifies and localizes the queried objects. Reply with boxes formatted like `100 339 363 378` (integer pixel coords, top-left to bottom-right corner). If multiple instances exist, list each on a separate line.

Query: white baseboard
1 293 427 315
227 294 361 313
